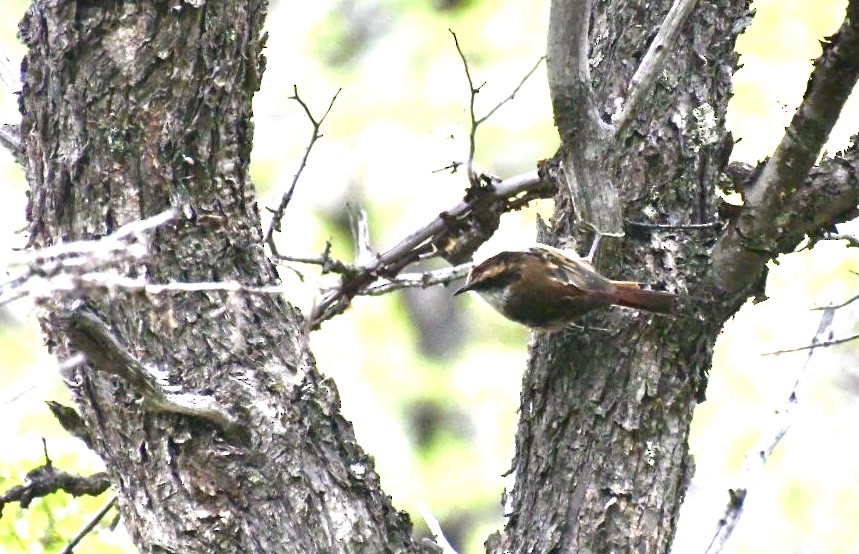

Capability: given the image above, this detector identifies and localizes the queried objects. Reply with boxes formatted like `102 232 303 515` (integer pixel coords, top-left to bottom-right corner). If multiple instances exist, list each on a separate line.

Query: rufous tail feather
610 283 676 314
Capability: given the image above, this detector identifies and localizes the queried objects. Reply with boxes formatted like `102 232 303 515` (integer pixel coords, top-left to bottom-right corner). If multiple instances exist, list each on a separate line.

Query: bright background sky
1 1 858 553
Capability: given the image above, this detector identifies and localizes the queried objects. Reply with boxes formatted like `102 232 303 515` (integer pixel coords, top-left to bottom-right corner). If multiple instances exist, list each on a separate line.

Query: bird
454 244 677 329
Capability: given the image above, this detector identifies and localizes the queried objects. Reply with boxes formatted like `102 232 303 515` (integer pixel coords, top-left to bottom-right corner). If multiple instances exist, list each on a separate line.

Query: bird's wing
528 244 624 294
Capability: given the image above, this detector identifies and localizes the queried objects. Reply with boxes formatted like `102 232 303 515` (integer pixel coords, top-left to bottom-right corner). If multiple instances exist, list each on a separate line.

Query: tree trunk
20 2 432 552
18 0 859 552
489 0 750 551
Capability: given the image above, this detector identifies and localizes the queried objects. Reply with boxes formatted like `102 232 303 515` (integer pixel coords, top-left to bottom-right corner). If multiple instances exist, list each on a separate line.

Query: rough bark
19 2 432 553
16 0 859 552
490 0 749 552
489 0 859 551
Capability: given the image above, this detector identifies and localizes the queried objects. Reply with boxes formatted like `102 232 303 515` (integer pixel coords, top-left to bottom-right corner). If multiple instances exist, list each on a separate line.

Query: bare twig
275 240 357 276
357 262 473 296
0 210 177 306
418 502 458 554
450 30 481 186
265 85 341 251
705 307 836 553
612 0 701 137
2 173 544 331
812 288 859 311
306 169 549 327
272 38 546 328
762 330 859 356
478 57 545 126
624 219 719 230
0 462 111 514
59 496 118 554
450 30 544 186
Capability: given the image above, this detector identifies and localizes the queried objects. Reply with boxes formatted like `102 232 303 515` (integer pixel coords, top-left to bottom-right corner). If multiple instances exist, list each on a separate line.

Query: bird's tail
610 282 677 314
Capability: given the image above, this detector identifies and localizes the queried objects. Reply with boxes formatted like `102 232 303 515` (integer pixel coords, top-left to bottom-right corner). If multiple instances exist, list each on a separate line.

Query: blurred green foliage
2 0 858 553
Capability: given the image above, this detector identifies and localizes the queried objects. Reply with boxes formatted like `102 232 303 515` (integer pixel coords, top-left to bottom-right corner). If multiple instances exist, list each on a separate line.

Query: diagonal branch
58 310 242 437
705 307 836 553
712 0 859 294
612 0 701 137
59 496 118 554
307 169 552 327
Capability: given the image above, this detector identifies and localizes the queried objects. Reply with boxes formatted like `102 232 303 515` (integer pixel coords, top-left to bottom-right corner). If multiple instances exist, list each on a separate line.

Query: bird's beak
453 281 472 296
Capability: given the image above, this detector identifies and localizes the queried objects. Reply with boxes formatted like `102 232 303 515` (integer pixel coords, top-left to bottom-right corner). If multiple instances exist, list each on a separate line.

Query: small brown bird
454 244 676 329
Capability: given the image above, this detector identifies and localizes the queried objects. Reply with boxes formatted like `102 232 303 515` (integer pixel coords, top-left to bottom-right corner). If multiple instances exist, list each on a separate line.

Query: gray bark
16 0 859 552
489 0 859 552
20 2 433 553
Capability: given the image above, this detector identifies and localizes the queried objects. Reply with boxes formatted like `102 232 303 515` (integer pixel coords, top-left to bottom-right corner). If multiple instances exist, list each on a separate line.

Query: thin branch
0 463 111 514
476 56 546 127
265 85 341 251
306 169 550 327
59 310 242 437
59 496 118 554
355 262 473 296
624 219 719 230
612 0 701 137
3 172 545 332
812 288 859 311
762 331 859 356
450 30 480 186
0 210 177 306
450 30 544 186
418 502 458 554
705 307 836 553
275 240 357 276
1 206 451 316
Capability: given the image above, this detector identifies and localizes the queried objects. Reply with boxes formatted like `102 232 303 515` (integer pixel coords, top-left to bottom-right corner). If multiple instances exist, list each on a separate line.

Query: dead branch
612 0 701 137
450 30 544 185
762 330 859 356
306 169 552 327
0 440 111 516
705 307 836 553
355 262 474 296
59 496 118 554
265 85 341 252
0 209 177 306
